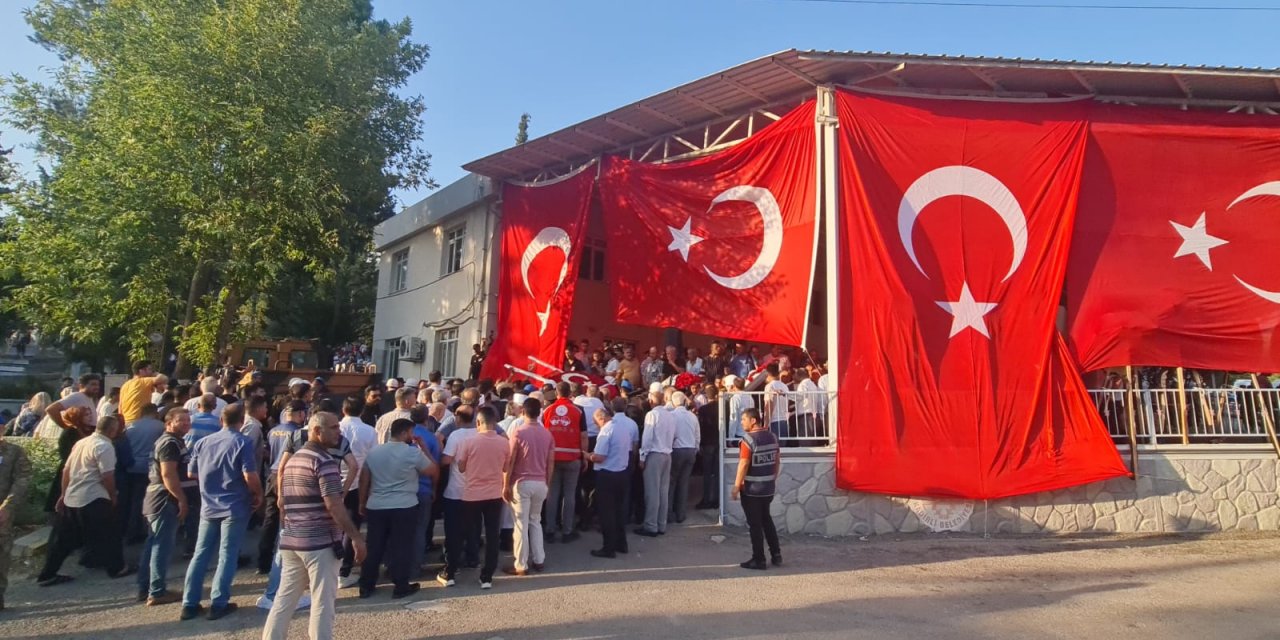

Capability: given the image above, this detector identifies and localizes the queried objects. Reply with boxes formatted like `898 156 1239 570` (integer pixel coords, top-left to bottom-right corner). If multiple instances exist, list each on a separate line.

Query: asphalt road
2 510 1278 639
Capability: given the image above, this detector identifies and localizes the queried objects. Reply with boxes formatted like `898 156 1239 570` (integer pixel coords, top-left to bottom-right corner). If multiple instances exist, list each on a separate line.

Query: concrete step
14 525 50 558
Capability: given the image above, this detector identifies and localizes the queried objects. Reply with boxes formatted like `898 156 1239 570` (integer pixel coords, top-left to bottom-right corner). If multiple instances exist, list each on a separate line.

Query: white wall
372 199 496 381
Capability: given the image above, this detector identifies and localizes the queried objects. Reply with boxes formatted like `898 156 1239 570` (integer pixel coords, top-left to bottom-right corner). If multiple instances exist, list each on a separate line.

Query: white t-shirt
573 396 605 437
63 432 116 508
340 416 378 489
765 380 790 424
185 396 227 418
685 358 705 376
796 378 821 416
442 427 478 501
60 391 99 426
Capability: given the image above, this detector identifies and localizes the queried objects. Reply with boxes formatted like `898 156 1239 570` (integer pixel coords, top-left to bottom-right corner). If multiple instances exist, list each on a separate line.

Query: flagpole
1176 366 1190 445
1125 366 1139 477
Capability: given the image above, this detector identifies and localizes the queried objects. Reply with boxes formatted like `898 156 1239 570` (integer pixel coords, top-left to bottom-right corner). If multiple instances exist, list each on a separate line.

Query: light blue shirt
593 418 637 472
186 411 221 448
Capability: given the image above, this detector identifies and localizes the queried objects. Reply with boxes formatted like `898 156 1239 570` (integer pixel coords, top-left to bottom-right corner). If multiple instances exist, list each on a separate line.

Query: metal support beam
771 55 822 86
1069 70 1096 94
675 90 728 117
545 137 594 156
717 73 772 103
605 116 652 137
637 104 686 128
842 62 907 87
1172 74 1195 99
573 127 623 146
969 67 1004 92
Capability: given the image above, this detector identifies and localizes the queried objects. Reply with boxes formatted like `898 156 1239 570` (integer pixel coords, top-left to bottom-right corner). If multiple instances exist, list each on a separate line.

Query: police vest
742 430 779 497
545 400 583 462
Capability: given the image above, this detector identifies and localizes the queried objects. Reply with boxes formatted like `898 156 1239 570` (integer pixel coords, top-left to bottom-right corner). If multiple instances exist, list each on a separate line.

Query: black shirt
143 432 192 516
696 402 720 447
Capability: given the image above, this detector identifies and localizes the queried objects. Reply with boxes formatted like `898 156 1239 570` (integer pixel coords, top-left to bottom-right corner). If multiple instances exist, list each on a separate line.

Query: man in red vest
544 382 587 543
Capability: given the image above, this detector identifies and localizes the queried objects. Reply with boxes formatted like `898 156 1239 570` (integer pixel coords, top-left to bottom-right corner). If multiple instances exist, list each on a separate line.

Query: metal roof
463 48 1280 181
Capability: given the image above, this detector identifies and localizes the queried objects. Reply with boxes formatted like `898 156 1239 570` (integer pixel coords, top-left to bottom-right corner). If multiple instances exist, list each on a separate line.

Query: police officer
732 408 781 570
0 435 31 610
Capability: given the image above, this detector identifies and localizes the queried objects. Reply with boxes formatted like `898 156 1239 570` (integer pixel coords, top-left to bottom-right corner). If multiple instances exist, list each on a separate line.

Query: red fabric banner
834 91 1128 500
479 168 595 382
599 101 819 346
1067 106 1280 372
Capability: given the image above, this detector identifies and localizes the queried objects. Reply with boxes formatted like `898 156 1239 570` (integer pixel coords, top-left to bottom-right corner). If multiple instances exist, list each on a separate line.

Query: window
442 224 465 275
580 238 606 281
434 328 459 378
390 249 409 293
381 339 400 379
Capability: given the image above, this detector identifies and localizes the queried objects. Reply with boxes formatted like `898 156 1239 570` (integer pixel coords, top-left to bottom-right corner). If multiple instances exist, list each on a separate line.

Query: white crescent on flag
520 226 573 335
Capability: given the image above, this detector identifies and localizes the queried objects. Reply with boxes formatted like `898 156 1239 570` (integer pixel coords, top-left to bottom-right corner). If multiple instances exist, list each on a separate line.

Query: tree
2 0 432 376
516 112 531 145
0 137 14 196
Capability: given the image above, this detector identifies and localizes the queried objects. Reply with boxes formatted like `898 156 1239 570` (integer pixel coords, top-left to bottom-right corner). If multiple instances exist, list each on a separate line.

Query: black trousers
257 474 280 572
359 506 417 591
596 469 629 554
742 494 780 562
441 497 478 576
117 473 149 542
341 490 364 576
455 499 502 582
40 498 125 579
577 436 598 529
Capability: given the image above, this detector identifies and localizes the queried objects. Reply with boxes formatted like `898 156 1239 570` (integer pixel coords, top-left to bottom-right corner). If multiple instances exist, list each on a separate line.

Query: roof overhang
463 48 1280 182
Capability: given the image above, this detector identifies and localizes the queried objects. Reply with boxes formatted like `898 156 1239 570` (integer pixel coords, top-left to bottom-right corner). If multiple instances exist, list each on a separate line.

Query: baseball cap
405 378 420 388
386 378 401 389
723 375 738 388
288 377 307 387
620 380 633 391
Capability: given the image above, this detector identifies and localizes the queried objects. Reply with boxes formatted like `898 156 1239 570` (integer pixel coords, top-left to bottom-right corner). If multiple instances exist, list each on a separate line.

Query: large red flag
479 168 595 382
835 91 1128 500
599 101 819 346
1067 106 1280 372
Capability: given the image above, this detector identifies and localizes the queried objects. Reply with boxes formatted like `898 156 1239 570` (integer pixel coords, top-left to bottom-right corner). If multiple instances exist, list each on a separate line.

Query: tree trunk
326 260 344 345
173 260 211 380
213 284 240 364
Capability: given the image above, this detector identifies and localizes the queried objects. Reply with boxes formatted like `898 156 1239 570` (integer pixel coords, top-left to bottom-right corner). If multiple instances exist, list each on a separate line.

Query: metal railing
718 390 837 448
1089 386 1280 445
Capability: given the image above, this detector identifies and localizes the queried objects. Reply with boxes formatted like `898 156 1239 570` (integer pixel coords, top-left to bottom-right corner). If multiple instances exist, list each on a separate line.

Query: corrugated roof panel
462 49 1280 181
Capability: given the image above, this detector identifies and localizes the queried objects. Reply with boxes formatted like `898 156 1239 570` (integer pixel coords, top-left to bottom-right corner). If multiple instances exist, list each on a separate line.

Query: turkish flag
479 168 595 382
599 101 819 346
1067 106 1280 372
834 91 1128 500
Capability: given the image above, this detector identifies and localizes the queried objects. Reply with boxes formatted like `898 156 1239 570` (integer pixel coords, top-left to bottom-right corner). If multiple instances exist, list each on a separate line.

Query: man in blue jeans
136 408 194 605
180 403 262 621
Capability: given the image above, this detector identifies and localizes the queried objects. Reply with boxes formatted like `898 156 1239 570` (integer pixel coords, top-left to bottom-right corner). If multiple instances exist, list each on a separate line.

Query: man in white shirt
762 364 790 441
667 392 700 524
573 386 606 439
795 369 822 441
45 373 102 430
338 397 376 586
726 376 750 441
38 416 134 585
437 408 480 584
183 377 227 418
635 401 675 537
684 347 705 377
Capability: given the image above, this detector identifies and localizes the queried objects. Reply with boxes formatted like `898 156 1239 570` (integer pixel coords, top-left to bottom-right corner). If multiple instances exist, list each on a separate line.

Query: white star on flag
936 282 998 339
1170 212 1228 270
667 217 704 262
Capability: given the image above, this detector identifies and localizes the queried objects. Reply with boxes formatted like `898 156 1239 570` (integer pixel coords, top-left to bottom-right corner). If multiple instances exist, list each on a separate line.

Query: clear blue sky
3 0 1278 208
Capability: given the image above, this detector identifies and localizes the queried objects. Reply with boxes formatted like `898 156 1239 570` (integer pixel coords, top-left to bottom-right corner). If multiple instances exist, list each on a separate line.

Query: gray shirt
364 442 429 511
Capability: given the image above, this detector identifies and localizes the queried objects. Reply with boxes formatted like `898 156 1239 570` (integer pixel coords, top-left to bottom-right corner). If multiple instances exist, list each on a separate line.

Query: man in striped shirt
262 412 365 640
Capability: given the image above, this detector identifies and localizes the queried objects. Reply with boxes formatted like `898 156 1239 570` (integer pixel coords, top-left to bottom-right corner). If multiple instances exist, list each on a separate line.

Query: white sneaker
296 595 311 610
255 595 273 611
339 574 360 589
436 573 455 587
479 580 492 590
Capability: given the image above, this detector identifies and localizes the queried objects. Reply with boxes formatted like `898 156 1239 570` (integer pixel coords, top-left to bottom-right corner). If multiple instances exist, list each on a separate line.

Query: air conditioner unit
399 336 426 362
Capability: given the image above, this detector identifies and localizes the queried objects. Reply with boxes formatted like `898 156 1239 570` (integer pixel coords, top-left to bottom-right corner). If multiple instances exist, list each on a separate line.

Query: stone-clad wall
721 451 1280 535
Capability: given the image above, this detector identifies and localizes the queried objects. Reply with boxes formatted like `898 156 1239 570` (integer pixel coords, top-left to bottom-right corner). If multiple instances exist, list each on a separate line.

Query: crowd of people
0 338 807 636
330 343 373 373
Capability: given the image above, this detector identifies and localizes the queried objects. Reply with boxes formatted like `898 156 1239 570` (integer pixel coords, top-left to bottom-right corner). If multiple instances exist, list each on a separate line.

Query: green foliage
516 113 531 145
9 437 58 526
1 0 432 368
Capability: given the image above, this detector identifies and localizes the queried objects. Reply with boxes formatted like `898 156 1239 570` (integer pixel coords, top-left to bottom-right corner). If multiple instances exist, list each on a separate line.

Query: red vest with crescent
545 398 583 462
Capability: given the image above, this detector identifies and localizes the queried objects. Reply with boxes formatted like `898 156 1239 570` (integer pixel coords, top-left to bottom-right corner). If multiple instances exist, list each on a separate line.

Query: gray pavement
2 508 1279 639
